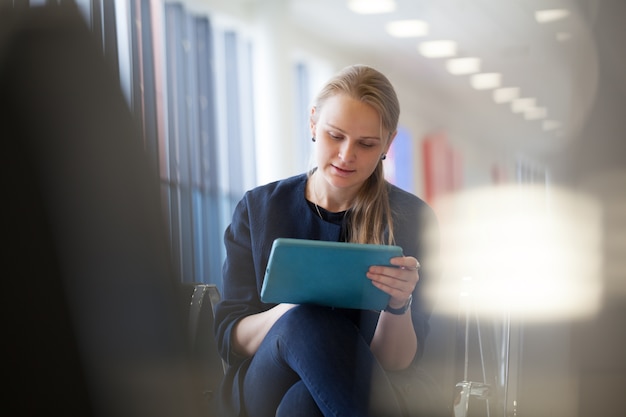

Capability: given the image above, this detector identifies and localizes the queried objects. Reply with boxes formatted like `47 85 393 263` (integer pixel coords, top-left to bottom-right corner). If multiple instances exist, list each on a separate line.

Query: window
115 1 257 287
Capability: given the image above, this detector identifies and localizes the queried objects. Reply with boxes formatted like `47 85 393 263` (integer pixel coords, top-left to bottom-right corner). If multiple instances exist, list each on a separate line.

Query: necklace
313 202 323 220
311 173 324 220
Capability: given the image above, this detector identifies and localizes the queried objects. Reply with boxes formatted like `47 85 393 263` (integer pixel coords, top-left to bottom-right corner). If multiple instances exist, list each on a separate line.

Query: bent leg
276 381 323 417
242 305 403 417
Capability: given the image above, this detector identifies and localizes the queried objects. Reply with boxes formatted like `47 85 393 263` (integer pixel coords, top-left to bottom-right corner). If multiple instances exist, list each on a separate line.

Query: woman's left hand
366 256 420 309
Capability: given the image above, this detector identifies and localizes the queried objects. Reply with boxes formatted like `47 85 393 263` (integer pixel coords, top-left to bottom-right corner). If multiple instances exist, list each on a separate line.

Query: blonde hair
310 64 399 245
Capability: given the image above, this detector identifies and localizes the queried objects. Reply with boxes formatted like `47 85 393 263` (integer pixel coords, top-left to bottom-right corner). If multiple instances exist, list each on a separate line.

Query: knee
275 304 322 334
276 381 323 417
282 304 338 326
273 304 354 339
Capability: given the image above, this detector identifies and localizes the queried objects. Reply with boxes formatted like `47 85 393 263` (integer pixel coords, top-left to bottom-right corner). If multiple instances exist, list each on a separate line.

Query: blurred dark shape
1 4 205 416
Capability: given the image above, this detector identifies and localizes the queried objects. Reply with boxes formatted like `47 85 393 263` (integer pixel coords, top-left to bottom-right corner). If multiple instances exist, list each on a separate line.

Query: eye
360 141 376 148
328 132 343 140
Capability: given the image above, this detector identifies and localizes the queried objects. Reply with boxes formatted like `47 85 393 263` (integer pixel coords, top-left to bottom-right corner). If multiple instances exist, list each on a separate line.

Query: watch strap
384 294 412 315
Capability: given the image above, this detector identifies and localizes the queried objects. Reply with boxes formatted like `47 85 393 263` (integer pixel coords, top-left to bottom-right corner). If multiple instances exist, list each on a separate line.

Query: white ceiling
286 0 601 159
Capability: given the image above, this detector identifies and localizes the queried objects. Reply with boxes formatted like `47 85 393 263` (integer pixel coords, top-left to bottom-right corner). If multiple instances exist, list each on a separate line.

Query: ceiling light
535 9 570 23
493 87 521 103
524 107 547 120
511 98 536 113
386 19 429 38
418 40 458 58
347 0 396 14
543 120 562 131
446 57 481 75
470 73 502 90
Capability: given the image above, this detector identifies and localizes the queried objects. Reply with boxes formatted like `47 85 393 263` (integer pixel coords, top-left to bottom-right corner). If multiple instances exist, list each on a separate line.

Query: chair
179 283 226 417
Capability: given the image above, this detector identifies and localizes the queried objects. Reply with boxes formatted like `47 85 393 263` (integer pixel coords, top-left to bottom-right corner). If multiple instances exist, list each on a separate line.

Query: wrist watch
384 294 412 315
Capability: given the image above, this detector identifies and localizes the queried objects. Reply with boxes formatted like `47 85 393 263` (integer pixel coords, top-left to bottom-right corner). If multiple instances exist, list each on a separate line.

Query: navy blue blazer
213 173 440 414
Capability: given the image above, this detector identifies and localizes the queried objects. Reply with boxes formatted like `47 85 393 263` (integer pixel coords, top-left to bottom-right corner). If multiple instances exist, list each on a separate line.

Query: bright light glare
470 73 502 90
511 98 536 113
524 107 547 120
493 87 520 104
424 185 603 321
418 40 458 58
535 9 570 23
446 57 481 75
348 0 396 14
386 19 429 37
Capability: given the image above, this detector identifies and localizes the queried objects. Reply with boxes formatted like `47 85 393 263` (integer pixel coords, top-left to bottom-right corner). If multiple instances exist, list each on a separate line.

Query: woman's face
310 94 394 196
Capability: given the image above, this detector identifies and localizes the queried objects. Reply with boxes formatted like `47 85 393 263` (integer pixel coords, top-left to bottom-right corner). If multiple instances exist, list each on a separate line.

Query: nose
338 140 356 162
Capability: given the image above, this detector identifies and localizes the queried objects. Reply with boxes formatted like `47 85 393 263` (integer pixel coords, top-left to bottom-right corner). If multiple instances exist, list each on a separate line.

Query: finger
369 277 411 301
368 265 411 283
390 256 421 271
367 268 416 293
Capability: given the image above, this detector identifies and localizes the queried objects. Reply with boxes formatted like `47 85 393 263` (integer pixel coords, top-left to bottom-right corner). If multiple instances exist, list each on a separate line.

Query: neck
310 170 354 213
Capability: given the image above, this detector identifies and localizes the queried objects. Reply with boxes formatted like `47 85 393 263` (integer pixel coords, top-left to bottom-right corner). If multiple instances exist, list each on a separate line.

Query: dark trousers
242 305 404 417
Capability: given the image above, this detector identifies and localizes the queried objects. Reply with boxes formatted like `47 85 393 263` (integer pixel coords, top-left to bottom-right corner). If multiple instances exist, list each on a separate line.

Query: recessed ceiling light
347 0 396 14
535 9 570 23
418 40 458 58
386 20 429 38
493 87 521 103
446 57 481 75
524 107 547 120
470 73 502 90
511 98 537 113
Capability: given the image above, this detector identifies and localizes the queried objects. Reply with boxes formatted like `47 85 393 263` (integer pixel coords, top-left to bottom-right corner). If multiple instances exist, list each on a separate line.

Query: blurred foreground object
1 4 205 417
427 184 603 322
423 184 603 417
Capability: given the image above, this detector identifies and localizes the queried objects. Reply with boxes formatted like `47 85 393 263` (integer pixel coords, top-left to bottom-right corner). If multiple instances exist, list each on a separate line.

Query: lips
332 164 355 175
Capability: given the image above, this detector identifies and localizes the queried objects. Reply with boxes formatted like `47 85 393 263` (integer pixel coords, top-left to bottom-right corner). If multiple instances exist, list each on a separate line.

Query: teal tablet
260 238 403 310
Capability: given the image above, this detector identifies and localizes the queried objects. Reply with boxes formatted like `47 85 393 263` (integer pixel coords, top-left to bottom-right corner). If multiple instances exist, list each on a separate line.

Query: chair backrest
179 283 226 416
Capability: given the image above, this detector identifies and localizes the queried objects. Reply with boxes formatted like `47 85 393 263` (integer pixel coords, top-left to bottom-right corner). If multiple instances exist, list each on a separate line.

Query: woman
214 64 440 417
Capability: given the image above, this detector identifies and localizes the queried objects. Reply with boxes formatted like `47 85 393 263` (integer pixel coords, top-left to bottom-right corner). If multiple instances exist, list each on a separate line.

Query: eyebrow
326 123 382 141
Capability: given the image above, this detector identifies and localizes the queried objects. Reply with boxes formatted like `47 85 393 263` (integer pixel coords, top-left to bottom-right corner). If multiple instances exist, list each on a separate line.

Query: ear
383 130 398 154
309 106 317 137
